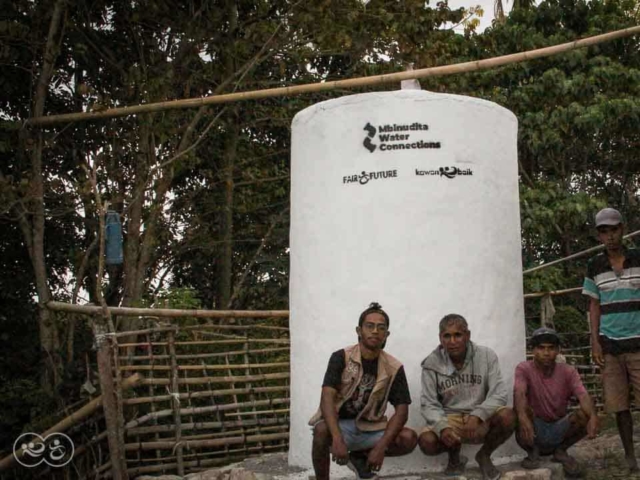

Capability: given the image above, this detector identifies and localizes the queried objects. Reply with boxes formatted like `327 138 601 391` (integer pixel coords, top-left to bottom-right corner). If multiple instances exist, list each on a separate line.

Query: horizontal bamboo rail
28 26 640 127
524 229 640 274
123 432 289 451
123 385 289 406
119 338 289 348
122 443 287 477
123 398 290 428
523 286 582 299
118 361 289 371
114 324 289 338
225 408 290 417
122 347 291 362
126 416 288 436
0 373 142 472
46 301 289 318
141 371 289 385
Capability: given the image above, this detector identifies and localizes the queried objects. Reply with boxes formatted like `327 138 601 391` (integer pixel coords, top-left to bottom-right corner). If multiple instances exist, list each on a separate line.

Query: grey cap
595 208 623 228
530 327 560 347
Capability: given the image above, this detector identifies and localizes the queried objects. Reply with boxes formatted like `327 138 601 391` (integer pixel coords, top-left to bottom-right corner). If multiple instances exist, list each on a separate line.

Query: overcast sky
447 0 513 32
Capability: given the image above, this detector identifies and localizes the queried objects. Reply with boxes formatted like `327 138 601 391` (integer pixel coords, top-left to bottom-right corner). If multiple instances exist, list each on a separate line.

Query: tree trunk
27 0 68 394
218 115 239 309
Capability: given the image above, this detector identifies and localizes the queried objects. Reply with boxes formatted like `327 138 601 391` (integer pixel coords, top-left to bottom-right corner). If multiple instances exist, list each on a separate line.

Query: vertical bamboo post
93 315 128 480
168 331 184 475
242 332 264 453
203 362 229 461
146 333 162 461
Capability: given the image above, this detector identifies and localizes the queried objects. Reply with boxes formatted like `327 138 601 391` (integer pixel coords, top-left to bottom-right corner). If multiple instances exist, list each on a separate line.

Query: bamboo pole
141 371 290 386
130 433 287 462
120 443 288 477
0 373 141 472
226 408 290 417
47 301 289 318
168 332 184 475
119 338 289 347
122 398 290 428
123 432 289 451
120 346 291 362
27 25 640 127
126 415 288 436
524 229 640 274
523 286 582 298
118 361 289 371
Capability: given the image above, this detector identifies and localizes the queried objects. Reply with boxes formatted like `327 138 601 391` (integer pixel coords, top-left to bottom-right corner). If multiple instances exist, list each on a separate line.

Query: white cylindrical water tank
288 90 525 473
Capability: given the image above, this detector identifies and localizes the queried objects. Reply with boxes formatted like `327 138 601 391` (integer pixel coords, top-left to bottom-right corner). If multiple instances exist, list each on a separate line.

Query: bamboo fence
2 290 623 479
0 309 291 480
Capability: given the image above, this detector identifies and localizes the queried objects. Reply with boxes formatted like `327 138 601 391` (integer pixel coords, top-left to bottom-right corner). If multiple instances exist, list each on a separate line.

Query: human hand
592 341 605 367
461 415 486 442
367 444 386 472
587 415 599 439
331 436 349 465
440 428 461 449
518 415 535 446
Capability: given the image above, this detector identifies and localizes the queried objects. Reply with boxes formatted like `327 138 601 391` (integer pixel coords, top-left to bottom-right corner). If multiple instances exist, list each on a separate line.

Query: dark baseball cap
595 208 623 228
530 327 560 347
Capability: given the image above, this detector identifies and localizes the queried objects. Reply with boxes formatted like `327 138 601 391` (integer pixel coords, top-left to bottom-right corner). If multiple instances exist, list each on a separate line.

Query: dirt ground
231 423 640 480
136 418 640 480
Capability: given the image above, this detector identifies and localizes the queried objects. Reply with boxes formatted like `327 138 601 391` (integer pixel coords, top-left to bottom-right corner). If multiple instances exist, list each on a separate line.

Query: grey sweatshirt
420 341 507 436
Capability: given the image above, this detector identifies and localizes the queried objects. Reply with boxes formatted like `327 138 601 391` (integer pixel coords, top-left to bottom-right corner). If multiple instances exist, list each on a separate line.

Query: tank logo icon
363 121 440 152
415 167 473 178
363 122 377 152
13 432 75 468
343 170 398 185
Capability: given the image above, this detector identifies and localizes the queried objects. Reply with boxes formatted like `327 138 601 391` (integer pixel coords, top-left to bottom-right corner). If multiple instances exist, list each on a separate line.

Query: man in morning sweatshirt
418 313 515 480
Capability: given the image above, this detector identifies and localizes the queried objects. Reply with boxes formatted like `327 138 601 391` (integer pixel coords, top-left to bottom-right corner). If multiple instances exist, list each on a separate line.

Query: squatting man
309 302 417 480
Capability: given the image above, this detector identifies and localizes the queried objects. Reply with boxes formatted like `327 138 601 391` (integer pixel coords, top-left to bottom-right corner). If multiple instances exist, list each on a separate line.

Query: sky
447 0 513 32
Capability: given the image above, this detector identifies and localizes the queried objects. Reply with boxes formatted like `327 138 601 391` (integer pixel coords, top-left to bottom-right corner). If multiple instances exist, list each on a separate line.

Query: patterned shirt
582 248 640 353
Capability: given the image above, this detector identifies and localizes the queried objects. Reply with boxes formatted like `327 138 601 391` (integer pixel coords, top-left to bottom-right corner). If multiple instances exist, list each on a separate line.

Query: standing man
418 314 515 480
309 302 417 480
514 327 598 477
583 207 640 473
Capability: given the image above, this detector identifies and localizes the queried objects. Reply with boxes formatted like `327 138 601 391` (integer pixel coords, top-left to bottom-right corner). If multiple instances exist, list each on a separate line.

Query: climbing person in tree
418 314 515 480
309 302 417 480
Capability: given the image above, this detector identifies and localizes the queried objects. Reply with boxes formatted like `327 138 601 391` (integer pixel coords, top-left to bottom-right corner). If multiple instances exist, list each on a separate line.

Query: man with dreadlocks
309 302 417 480
418 314 515 480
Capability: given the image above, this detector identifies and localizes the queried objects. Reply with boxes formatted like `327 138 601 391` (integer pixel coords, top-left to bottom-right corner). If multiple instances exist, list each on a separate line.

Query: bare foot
553 449 581 477
626 455 639 472
444 454 467 476
521 446 540 469
475 450 500 480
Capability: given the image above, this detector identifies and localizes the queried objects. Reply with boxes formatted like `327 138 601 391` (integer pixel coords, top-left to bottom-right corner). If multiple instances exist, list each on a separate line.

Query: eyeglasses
362 322 387 333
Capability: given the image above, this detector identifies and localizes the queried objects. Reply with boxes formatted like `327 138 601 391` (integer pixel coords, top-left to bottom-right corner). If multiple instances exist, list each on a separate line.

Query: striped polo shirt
582 248 640 353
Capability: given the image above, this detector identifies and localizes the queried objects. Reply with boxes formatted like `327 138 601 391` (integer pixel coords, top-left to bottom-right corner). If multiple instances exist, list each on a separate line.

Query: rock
184 467 259 480
135 476 182 480
502 468 554 480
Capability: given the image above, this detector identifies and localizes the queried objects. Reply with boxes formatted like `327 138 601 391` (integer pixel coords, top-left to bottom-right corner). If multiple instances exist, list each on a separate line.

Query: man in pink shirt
514 327 598 477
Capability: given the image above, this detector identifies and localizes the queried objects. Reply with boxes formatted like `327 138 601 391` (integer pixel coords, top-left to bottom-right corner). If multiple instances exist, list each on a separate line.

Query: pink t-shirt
514 361 588 422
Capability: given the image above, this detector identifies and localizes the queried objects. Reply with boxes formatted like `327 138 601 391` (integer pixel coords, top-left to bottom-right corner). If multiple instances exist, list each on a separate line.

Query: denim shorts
337 419 385 451
533 415 570 449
